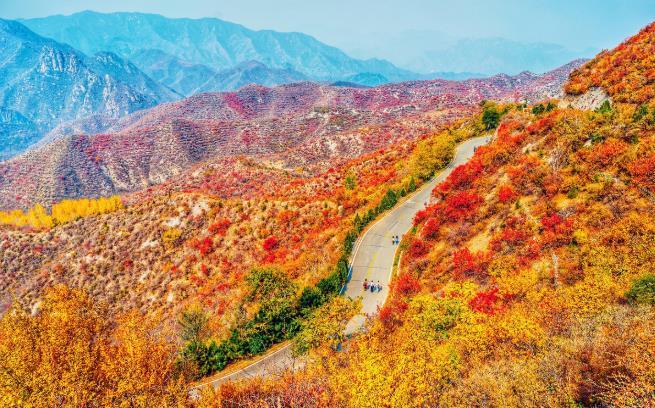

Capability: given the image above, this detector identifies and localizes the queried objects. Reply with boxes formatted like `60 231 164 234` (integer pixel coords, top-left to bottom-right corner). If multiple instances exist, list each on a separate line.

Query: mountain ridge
0 18 181 160
21 11 418 84
0 59 583 211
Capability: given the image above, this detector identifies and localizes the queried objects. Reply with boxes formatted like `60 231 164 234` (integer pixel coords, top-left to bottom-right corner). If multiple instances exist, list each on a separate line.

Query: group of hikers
363 279 383 292
392 235 400 245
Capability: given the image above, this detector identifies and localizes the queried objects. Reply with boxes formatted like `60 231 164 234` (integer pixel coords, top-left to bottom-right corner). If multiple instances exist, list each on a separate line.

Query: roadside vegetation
195 23 655 406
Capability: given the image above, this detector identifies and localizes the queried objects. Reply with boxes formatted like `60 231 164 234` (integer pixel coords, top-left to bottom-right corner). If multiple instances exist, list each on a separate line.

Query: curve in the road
193 135 490 390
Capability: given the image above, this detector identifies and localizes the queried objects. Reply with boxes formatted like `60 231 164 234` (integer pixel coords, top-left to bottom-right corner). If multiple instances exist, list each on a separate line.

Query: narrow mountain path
192 135 490 391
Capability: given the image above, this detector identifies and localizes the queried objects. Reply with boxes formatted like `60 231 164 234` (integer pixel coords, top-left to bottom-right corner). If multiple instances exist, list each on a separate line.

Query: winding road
193 135 490 390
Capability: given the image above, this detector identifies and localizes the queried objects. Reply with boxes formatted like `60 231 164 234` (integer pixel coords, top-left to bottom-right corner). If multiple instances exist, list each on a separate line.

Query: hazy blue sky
2 0 654 52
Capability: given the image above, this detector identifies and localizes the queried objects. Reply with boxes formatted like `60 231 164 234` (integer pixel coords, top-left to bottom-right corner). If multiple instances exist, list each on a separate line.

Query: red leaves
413 203 439 226
439 158 484 193
413 208 430 225
452 248 488 280
629 153 655 191
526 114 555 135
422 217 442 240
208 218 231 236
379 298 408 328
540 214 564 232
565 22 655 104
496 120 527 149
408 239 429 258
540 213 574 247
468 288 508 315
587 139 628 167
444 191 483 221
191 237 214 257
498 185 517 203
263 236 280 251
224 92 248 116
394 273 421 296
491 216 531 254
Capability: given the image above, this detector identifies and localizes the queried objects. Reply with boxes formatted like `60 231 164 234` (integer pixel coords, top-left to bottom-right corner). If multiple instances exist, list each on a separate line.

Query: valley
0 6 654 408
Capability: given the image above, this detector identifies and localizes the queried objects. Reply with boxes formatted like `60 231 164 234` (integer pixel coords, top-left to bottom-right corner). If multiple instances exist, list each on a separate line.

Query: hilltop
566 22 655 105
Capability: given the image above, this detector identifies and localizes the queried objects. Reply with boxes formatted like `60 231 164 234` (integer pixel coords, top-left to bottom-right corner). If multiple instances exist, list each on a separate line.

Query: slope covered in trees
566 22 655 105
2 16 655 408
197 21 655 407
0 61 580 211
0 107 487 353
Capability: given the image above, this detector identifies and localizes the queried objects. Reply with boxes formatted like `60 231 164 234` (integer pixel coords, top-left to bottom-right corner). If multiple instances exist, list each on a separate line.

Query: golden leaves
0 286 187 407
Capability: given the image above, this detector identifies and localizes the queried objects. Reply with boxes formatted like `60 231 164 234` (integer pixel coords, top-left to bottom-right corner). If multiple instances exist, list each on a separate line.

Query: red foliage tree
263 236 280 251
438 158 484 193
444 191 483 221
421 217 442 240
209 218 231 236
379 298 408 328
629 153 655 191
407 239 429 258
490 216 530 253
468 288 504 315
451 248 488 280
588 139 628 167
192 237 214 257
394 273 421 296
498 185 517 203
413 209 430 225
540 213 574 247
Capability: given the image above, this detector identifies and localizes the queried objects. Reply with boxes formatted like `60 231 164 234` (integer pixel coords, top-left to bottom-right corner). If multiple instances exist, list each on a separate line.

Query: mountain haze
22 11 417 85
0 18 180 160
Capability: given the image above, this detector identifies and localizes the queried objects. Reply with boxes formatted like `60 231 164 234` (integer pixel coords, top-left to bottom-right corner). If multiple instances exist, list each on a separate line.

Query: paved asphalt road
193 135 490 390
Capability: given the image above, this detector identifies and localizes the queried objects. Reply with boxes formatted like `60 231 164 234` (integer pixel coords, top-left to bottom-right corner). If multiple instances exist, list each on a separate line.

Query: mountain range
0 59 583 211
0 12 426 161
21 11 416 88
131 51 309 96
343 29 597 75
0 11 592 164
0 18 180 160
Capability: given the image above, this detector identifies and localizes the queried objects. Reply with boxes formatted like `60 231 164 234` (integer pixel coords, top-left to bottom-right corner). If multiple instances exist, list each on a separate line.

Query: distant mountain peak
22 11 417 84
0 19 181 160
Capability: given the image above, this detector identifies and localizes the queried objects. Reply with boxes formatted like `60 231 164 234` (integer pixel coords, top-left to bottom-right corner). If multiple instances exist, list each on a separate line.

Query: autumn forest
1 8 655 408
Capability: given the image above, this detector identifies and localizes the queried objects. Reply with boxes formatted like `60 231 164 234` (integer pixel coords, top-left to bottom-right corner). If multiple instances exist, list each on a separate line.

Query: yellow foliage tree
0 195 123 229
0 286 187 407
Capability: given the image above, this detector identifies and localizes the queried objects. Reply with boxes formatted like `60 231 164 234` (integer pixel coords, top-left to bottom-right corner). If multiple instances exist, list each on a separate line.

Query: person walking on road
363 279 369 290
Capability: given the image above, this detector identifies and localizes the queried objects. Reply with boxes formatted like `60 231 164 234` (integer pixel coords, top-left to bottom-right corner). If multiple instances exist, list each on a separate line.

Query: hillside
0 19 180 160
197 22 655 407
0 106 486 340
22 11 416 83
0 63 581 211
2 11 654 408
566 22 655 105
